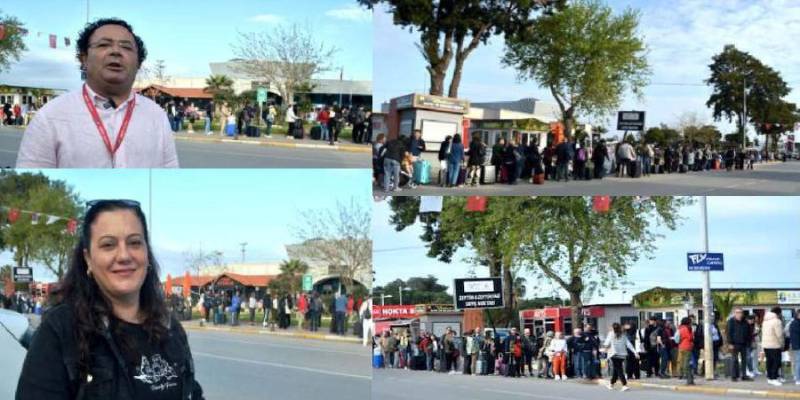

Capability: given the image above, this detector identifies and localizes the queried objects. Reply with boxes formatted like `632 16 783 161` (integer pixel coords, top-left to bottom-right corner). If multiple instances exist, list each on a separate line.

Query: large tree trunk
447 28 486 99
503 264 514 327
569 291 583 331
429 68 446 97
420 29 453 97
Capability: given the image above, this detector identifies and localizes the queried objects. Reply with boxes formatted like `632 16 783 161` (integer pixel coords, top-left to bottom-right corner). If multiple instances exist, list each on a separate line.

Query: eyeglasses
86 199 141 209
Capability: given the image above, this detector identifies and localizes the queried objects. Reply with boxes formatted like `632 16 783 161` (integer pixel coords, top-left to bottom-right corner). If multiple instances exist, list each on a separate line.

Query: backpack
577 148 586 162
362 306 371 320
513 340 522 358
649 328 660 347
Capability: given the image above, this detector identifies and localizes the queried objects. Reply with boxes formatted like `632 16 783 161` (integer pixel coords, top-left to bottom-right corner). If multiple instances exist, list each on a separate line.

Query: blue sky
0 0 372 91
1 169 371 282
373 0 800 137
372 196 800 304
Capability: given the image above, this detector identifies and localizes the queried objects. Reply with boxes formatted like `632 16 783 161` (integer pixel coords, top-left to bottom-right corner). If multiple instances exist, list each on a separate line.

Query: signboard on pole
302 274 313 292
453 277 504 310
617 111 646 131
687 252 724 271
13 267 32 283
777 290 800 305
256 87 267 104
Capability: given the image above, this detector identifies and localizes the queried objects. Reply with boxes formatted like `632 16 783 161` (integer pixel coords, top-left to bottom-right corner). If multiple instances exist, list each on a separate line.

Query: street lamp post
701 196 714 380
381 294 393 306
399 286 411 305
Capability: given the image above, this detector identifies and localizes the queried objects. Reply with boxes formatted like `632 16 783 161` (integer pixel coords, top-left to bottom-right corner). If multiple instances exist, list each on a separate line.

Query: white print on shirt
133 354 178 391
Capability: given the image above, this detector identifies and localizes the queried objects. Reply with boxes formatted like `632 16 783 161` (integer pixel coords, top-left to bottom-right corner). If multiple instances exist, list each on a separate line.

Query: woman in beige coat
762 307 786 386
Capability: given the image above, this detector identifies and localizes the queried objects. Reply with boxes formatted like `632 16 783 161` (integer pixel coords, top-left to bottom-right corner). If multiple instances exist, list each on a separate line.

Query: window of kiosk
563 320 573 335
534 320 545 337
544 320 556 334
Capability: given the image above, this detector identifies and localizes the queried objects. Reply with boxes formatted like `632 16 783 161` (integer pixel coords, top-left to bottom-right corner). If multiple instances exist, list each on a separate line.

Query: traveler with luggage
408 129 427 160
446 135 465 187
438 135 452 186
466 134 486 187
727 308 754 381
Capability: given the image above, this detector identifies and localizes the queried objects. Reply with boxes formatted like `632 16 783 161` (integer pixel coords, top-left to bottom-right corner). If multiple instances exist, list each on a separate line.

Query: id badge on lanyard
82 84 136 168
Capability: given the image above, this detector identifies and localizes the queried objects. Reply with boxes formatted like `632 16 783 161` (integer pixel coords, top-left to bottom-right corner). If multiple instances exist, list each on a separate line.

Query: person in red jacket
317 106 331 141
676 317 695 385
296 292 308 330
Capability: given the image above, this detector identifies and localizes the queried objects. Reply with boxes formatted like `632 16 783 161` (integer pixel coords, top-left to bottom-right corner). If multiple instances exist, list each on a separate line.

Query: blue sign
687 252 724 271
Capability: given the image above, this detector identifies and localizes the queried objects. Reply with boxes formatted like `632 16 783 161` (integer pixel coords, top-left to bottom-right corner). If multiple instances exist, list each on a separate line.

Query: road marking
189 334 367 356
192 351 371 380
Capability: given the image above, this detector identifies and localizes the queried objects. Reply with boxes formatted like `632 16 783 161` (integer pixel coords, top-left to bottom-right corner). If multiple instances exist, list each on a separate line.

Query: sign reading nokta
454 277 504 310
371 305 419 320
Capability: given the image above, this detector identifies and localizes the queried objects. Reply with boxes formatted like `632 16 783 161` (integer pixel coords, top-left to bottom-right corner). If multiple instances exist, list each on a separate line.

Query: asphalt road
377 160 800 195
188 329 370 400
373 369 737 400
0 127 369 168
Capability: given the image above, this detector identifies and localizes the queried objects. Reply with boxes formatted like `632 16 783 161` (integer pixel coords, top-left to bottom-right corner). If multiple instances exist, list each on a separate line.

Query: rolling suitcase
480 165 496 184
413 160 431 184
499 165 509 183
533 173 544 185
310 125 322 140
629 160 642 178
457 167 467 186
293 121 304 139
246 126 260 137
679 164 688 173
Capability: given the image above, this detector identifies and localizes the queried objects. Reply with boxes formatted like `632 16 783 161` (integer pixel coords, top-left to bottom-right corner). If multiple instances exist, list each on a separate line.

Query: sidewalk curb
182 323 362 344
174 134 371 154
596 379 800 399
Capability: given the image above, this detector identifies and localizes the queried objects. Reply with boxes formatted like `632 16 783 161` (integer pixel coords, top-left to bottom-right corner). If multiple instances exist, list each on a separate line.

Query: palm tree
204 74 234 98
279 259 309 294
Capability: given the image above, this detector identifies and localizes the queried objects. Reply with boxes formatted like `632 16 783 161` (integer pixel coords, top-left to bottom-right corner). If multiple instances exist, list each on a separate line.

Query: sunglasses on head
86 199 141 209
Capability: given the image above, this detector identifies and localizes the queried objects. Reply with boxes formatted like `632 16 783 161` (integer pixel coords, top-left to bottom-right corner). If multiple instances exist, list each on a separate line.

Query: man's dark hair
76 18 147 69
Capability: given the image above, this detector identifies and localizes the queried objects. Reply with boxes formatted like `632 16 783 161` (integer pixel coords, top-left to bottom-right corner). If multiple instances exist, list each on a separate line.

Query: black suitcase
679 164 688 173
245 126 260 137
292 120 305 139
412 354 426 370
311 125 322 140
629 159 642 178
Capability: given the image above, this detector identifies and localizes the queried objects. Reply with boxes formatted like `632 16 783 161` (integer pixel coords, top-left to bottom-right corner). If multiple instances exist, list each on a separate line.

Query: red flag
8 208 20 223
0 25 5 41
465 196 488 212
592 196 611 213
66 219 78 235
49 34 56 48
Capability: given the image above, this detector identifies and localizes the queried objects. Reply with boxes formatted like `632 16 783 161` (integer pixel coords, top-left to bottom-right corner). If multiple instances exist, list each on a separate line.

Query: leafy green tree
204 74 235 105
0 171 82 279
643 124 680 147
375 275 452 306
387 196 690 328
278 259 309 294
503 0 650 137
361 0 564 98
752 100 799 153
683 124 722 147
706 44 795 149
0 11 28 74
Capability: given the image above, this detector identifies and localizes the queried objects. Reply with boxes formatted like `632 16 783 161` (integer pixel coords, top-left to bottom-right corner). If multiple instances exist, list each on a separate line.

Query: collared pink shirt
17 84 179 168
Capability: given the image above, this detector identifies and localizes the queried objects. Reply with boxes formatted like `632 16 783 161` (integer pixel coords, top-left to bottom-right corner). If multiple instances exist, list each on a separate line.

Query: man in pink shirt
17 18 178 168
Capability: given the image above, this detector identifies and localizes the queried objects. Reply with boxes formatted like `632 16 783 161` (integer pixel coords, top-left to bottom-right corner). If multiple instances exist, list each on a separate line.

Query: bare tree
292 198 371 295
152 59 172 86
183 246 225 277
232 22 337 111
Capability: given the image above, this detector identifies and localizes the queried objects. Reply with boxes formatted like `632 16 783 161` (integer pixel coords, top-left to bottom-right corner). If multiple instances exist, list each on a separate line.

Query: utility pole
701 196 714 380
742 76 747 151
239 242 248 263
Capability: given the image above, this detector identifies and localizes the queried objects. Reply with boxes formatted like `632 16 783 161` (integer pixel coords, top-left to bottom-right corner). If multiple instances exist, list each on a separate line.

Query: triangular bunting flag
31 213 40 224
66 219 78 235
49 34 56 49
64 37 71 47
465 196 488 212
46 215 60 225
592 196 611 213
419 196 443 214
8 208 20 223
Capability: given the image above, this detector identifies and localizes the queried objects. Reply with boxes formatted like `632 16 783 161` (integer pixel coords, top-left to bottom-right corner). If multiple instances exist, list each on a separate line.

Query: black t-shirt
116 320 182 400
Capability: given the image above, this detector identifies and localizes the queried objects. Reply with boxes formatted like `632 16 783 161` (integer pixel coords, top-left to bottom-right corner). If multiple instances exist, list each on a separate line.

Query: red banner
372 305 418 320
8 208 20 223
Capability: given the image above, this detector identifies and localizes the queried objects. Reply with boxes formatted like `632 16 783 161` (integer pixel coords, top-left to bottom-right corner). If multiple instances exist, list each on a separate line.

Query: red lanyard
82 84 136 166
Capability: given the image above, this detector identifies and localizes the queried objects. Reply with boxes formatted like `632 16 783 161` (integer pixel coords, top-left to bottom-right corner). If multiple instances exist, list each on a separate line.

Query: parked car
0 309 32 398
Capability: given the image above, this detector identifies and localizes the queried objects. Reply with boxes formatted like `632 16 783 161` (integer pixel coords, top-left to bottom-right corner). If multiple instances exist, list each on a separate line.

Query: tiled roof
136 84 213 99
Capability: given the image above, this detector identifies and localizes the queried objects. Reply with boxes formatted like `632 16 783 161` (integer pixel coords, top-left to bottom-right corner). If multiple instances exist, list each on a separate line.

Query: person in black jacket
466 134 486 186
382 137 405 192
790 310 800 384
408 129 426 159
16 200 203 400
727 308 753 381
592 141 608 179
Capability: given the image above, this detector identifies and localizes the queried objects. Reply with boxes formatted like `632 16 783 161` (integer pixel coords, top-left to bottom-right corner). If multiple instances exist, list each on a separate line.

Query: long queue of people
196 289 363 336
373 130 793 192
373 308 800 391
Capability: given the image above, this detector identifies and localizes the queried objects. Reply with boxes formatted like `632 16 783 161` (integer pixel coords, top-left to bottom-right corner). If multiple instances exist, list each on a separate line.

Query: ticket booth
519 307 574 336
415 304 464 338
385 93 470 152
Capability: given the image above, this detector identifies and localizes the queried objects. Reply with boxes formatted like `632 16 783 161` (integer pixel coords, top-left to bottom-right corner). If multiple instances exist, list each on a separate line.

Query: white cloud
248 14 284 24
325 5 371 23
